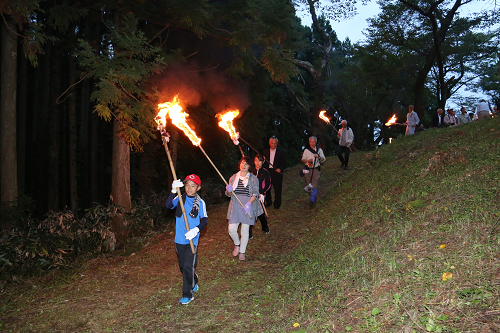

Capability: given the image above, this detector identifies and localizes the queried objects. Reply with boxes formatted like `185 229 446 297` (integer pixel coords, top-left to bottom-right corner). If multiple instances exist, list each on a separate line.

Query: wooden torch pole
161 132 196 254
197 145 252 219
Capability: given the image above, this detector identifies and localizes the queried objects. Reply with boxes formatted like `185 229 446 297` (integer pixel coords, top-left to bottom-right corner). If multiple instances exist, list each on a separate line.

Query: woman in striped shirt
225 156 263 261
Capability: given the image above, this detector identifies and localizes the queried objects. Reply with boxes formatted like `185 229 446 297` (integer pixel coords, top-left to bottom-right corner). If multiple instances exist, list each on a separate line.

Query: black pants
175 243 198 298
265 169 283 209
249 213 270 238
337 146 350 167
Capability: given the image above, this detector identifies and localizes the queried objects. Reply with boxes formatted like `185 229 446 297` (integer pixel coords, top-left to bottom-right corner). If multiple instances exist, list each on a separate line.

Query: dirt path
1 156 350 332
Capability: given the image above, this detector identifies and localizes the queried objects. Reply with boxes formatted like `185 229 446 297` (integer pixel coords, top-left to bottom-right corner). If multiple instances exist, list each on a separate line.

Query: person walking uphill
263 137 287 209
225 156 264 261
165 174 208 305
337 120 354 170
301 136 326 207
250 154 271 237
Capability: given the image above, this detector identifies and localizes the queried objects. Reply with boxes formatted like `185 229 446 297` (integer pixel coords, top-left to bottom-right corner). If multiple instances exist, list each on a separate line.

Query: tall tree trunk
0 17 18 207
37 41 52 214
47 45 62 211
68 55 78 210
79 74 90 206
400 0 462 112
111 118 131 243
291 0 333 135
18 49 28 198
89 108 98 203
109 10 133 244
414 49 436 115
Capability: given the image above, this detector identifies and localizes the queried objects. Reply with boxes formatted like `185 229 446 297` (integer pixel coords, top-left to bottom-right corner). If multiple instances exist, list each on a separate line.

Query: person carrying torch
301 136 326 207
166 174 208 305
403 105 420 135
337 120 354 170
225 156 264 261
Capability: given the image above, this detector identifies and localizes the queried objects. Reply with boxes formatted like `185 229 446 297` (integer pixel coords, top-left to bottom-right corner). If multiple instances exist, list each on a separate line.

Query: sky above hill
298 0 498 43
297 0 499 110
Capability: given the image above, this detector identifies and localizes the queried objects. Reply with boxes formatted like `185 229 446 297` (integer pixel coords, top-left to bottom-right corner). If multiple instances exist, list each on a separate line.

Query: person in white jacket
301 136 326 206
337 120 354 170
404 105 420 135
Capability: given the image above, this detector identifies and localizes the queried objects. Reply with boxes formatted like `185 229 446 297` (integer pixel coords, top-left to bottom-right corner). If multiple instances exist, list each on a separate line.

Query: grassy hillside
1 117 499 332
277 117 500 332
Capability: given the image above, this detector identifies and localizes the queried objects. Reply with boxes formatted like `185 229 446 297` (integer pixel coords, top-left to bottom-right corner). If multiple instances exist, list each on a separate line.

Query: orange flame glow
216 110 240 144
319 110 331 124
156 96 201 146
385 114 397 126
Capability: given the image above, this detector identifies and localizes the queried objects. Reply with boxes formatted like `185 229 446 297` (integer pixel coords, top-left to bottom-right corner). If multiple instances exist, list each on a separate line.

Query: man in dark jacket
431 108 445 128
262 137 287 209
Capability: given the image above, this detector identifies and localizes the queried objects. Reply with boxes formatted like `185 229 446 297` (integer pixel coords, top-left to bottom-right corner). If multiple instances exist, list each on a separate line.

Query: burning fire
385 114 397 126
319 110 331 124
156 95 201 146
216 110 240 145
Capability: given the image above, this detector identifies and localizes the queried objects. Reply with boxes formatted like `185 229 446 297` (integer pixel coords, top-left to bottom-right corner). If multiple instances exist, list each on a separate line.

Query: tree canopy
0 0 498 227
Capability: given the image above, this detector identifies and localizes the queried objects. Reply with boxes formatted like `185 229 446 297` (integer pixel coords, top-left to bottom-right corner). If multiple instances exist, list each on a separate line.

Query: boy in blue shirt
166 174 208 305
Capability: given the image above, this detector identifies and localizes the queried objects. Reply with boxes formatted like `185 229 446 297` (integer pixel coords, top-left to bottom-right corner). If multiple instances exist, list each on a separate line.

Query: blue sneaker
179 297 194 305
192 284 199 292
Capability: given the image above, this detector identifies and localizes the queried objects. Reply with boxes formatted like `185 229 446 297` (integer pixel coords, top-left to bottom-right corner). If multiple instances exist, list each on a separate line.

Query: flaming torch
385 114 401 126
216 109 268 218
215 109 274 167
216 110 244 156
157 97 252 219
319 110 338 132
155 96 196 254
320 110 354 151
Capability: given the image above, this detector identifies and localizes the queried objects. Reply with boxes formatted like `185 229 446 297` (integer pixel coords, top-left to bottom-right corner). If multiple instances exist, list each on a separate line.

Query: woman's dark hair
239 156 254 172
254 154 265 162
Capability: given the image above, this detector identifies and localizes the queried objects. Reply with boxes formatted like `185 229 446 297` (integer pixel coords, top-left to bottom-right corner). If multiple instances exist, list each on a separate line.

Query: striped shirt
233 179 250 196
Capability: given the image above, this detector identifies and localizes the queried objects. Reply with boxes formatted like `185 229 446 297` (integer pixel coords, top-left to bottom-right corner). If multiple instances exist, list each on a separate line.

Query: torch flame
156 95 201 146
385 114 397 126
216 110 240 145
319 110 331 124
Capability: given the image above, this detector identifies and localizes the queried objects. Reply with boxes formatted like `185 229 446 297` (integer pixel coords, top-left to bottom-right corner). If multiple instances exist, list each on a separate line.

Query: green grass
0 117 499 332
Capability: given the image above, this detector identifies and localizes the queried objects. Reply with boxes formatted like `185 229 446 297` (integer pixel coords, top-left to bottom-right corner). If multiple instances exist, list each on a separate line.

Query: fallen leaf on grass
442 272 453 281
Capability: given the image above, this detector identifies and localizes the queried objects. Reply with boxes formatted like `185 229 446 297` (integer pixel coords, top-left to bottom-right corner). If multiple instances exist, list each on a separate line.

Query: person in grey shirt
457 107 471 125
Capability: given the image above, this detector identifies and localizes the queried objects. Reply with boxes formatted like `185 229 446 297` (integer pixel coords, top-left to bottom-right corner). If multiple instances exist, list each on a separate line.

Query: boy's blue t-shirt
170 195 207 246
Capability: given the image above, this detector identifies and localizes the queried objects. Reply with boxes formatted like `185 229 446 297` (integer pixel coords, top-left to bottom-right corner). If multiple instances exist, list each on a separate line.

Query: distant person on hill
166 174 208 305
337 120 354 170
225 156 263 261
431 108 445 128
262 137 287 209
457 107 471 125
403 105 420 135
476 99 492 120
301 136 326 207
444 108 458 126
249 154 271 239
